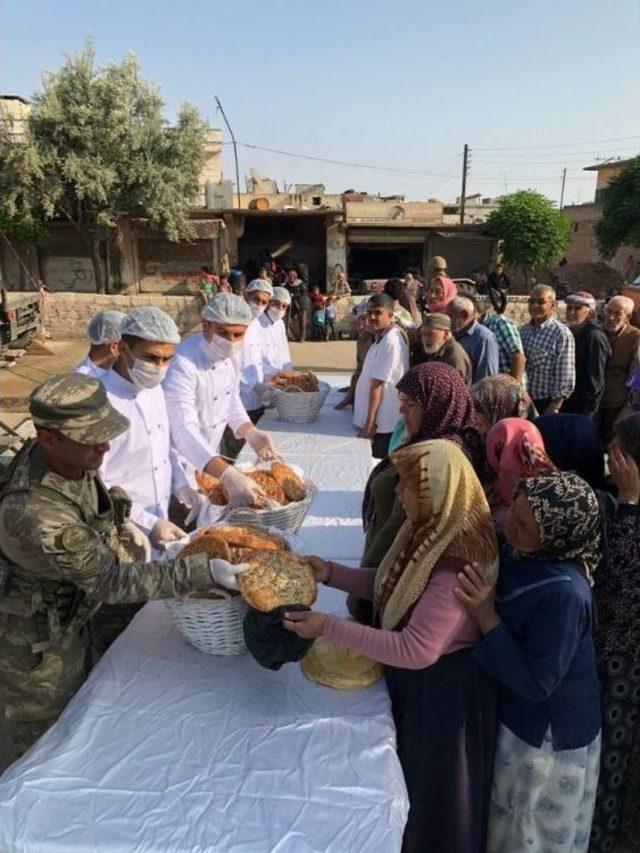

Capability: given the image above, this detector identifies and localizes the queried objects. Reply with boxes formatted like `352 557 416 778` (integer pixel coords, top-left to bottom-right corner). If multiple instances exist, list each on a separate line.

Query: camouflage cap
29 373 130 444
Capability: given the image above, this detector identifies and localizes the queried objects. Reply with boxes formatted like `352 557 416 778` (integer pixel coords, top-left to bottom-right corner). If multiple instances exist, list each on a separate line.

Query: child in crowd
324 297 336 340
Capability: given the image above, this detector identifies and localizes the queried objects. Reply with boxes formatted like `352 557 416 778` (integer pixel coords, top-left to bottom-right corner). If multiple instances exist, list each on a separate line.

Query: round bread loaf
238 551 317 612
302 636 383 690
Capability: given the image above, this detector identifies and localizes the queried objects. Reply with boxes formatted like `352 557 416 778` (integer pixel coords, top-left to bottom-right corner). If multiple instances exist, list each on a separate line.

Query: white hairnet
271 286 291 306
86 310 126 345
246 278 274 297
201 293 252 326
120 307 181 344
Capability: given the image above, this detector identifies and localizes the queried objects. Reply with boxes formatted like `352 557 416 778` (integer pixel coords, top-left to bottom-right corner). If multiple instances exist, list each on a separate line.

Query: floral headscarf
486 419 556 504
516 472 602 583
471 373 537 429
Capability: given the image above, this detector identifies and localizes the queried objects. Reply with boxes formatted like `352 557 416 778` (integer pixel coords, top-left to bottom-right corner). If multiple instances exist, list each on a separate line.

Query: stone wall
44 292 204 339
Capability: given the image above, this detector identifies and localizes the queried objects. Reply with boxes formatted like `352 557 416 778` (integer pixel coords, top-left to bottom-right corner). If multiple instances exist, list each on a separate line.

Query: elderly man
332 270 351 297
285 268 310 342
262 285 293 376
354 293 409 459
74 310 126 379
100 307 193 555
520 284 575 414
449 295 500 383
0 373 241 758
481 294 527 383
563 291 611 418
599 295 640 441
413 313 472 383
163 293 277 507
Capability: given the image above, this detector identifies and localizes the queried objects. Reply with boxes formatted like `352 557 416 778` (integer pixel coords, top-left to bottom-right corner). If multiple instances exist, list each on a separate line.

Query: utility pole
215 96 242 210
460 143 469 225
559 167 567 210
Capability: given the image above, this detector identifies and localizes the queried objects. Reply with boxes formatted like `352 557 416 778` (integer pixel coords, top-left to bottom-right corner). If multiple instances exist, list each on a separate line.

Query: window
312 196 322 206
572 223 579 233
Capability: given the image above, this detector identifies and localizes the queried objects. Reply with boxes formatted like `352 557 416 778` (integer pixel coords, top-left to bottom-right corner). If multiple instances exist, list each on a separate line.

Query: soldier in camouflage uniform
0 373 215 759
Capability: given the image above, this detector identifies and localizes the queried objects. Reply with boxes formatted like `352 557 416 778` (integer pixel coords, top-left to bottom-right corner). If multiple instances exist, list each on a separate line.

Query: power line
474 135 640 151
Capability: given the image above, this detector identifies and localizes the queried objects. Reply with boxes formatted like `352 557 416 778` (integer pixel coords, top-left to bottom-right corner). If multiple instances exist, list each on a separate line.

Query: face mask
209 334 243 361
128 358 168 390
250 302 266 318
267 307 286 323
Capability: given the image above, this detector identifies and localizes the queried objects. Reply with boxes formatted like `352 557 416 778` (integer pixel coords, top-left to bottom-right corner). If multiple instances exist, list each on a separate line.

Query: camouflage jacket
0 440 211 654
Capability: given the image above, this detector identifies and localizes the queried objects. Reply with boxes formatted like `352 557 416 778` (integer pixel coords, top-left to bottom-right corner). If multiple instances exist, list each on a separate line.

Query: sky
1 0 639 205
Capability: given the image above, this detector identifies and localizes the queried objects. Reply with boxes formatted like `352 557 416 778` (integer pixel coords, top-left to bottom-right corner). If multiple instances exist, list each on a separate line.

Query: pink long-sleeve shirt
322 562 480 670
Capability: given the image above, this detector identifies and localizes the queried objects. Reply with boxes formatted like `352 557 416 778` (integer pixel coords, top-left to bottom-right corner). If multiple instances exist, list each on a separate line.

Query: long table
0 375 409 852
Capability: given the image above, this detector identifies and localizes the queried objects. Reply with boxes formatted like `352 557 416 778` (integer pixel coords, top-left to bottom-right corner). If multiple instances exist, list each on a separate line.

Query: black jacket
564 320 611 416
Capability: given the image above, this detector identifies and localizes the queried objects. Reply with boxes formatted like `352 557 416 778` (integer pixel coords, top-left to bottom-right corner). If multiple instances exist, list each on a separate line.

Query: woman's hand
304 556 332 584
282 610 326 639
454 562 500 635
609 446 640 504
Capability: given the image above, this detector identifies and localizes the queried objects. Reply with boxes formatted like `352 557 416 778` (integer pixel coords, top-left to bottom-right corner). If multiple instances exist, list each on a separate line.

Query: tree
0 43 208 293
595 157 640 258
485 190 571 284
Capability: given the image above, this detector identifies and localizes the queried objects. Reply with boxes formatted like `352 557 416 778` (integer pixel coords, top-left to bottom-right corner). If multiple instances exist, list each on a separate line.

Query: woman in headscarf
362 362 482 571
470 373 537 436
485 418 556 530
425 271 458 315
456 472 602 853
535 413 606 490
285 440 499 852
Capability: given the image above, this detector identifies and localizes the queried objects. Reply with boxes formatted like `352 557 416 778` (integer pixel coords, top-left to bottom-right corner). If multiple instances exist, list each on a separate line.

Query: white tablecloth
0 374 408 852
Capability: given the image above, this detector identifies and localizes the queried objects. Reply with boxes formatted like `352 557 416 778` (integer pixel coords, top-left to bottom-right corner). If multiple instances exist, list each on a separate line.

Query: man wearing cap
520 284 576 414
413 313 472 384
100 307 196 553
163 293 277 507
563 291 611 418
0 373 240 758
74 310 126 379
262 286 293 376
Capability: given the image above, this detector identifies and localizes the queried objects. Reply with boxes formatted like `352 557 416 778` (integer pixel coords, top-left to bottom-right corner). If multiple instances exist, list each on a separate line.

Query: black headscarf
535 414 605 490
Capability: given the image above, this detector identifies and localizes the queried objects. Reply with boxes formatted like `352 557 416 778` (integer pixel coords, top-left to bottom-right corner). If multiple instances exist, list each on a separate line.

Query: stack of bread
266 370 319 393
195 461 307 508
179 524 317 612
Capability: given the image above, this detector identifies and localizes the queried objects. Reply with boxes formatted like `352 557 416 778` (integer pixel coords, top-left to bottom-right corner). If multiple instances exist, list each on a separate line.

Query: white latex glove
150 518 187 548
244 427 278 461
209 559 249 591
220 465 268 508
121 521 152 563
175 485 203 527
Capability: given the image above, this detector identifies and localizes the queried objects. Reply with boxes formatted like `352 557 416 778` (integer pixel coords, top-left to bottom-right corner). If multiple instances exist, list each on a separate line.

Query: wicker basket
165 591 248 655
222 479 317 534
271 381 331 424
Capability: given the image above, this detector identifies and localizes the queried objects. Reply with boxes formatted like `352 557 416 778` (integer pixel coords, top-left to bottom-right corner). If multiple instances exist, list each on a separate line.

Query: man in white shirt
163 293 277 507
262 286 293 376
354 293 409 459
100 307 197 554
74 310 126 379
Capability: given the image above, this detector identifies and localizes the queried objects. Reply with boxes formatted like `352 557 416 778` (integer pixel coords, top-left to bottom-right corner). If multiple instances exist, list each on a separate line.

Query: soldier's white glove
244 427 278 461
122 521 152 563
175 485 204 526
150 518 187 548
220 465 268 508
209 559 249 591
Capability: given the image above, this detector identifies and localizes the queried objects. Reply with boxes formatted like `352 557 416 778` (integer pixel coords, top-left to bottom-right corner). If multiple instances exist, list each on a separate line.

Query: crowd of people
3 255 640 852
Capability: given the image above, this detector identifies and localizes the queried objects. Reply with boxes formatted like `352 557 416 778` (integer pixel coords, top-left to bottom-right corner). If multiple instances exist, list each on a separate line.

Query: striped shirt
519 317 576 401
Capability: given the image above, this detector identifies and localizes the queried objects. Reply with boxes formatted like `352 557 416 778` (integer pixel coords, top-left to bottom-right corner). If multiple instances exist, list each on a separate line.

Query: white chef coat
100 368 188 535
163 332 250 470
259 312 293 378
74 355 108 380
353 326 409 433
235 317 266 412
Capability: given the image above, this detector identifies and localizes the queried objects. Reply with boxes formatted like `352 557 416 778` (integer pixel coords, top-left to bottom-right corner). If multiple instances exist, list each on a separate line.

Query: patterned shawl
486 418 556 504
516 472 602 584
427 275 458 314
373 439 499 630
471 373 537 428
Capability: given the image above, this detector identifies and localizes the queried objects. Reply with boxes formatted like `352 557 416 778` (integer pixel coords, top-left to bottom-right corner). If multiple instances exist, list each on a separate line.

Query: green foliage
485 190 571 271
595 157 640 257
0 42 208 290
0 212 46 243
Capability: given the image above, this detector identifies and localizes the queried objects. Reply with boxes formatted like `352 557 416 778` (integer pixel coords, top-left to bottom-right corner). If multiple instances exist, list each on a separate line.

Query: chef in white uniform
100 306 199 554
74 310 126 380
261 285 293 377
236 278 274 420
163 293 278 507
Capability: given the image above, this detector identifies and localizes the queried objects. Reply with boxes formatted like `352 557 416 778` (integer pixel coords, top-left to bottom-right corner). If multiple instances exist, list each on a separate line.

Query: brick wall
44 292 204 339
